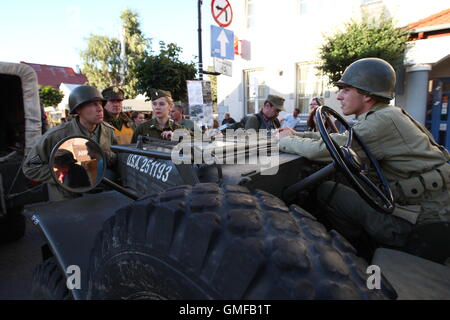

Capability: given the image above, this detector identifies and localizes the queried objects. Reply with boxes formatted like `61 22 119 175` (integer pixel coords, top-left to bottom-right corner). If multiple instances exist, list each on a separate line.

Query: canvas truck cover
0 62 41 155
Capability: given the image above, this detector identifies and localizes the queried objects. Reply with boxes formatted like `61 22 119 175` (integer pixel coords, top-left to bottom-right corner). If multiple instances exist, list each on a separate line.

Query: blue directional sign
211 25 234 60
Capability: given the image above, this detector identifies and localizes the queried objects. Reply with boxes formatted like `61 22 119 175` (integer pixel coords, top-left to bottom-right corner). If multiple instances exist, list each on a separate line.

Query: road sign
211 0 233 27
211 25 234 60
213 57 232 77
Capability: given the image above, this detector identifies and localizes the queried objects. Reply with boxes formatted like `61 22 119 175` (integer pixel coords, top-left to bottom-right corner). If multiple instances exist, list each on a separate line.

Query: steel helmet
335 58 396 100
69 85 106 114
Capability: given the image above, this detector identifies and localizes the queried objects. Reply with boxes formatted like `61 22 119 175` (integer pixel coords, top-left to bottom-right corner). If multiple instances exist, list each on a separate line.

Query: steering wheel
315 106 394 214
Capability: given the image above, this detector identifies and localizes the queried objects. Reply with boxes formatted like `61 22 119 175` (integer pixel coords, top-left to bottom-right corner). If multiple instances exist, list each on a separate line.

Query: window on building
296 62 326 113
246 0 256 29
244 69 267 115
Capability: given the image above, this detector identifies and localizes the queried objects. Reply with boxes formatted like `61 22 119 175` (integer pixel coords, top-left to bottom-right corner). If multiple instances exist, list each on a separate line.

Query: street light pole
198 0 203 80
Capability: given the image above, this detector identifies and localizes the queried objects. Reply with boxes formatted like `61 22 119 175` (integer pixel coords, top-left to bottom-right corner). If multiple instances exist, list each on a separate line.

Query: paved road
0 218 45 300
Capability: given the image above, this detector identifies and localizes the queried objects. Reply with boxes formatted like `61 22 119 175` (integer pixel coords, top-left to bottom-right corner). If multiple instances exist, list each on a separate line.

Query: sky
0 0 216 69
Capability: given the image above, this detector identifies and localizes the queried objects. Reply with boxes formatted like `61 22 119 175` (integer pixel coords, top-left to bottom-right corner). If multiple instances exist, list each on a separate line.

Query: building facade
215 0 450 127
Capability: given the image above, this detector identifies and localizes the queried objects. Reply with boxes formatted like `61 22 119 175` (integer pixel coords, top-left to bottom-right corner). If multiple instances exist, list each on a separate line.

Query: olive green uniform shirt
131 118 184 143
104 111 132 131
279 103 450 224
22 118 118 201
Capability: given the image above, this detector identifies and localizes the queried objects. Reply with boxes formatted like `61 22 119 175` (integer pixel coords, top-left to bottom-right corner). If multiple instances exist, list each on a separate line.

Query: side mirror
49 136 106 193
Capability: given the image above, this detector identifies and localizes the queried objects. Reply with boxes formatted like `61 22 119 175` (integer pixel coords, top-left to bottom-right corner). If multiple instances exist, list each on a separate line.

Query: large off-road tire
0 206 26 244
87 183 397 300
31 257 72 300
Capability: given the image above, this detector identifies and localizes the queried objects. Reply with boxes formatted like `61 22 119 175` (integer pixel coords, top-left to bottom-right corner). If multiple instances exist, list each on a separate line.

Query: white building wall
58 83 81 112
216 0 450 122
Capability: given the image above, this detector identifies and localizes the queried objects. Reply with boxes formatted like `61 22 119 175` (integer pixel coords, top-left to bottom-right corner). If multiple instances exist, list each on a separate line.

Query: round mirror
49 136 106 193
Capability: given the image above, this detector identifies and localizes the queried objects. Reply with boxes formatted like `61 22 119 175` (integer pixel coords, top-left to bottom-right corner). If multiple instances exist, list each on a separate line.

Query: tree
80 9 150 98
207 66 218 105
207 66 218 113
136 41 197 102
80 36 121 89
317 15 410 85
39 86 64 107
119 9 150 97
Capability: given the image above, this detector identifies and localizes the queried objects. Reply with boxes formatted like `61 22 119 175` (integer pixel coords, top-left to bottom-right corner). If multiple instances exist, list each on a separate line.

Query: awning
122 94 153 112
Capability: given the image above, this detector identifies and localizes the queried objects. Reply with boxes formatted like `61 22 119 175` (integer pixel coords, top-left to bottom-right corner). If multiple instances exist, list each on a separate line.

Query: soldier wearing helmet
23 85 118 201
279 58 450 255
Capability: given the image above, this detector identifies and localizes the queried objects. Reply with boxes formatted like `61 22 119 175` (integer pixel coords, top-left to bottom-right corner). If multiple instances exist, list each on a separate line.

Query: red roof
408 8 450 30
20 62 88 88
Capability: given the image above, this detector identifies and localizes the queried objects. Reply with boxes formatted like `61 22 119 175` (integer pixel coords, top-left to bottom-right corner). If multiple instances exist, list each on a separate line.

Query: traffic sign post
211 25 234 60
211 0 233 27
197 0 204 80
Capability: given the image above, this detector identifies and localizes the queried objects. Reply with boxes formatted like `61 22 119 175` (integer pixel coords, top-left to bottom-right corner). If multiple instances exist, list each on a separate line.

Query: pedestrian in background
221 113 236 125
306 97 338 133
244 94 285 130
281 108 301 129
130 111 146 131
170 103 201 132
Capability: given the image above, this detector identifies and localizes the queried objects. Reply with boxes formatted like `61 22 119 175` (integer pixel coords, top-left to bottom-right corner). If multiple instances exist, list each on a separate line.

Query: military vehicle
27 107 450 300
0 62 48 244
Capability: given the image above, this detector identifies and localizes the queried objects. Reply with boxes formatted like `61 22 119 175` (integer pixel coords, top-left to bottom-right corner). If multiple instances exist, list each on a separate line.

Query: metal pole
198 0 203 80
282 162 336 201
102 178 139 200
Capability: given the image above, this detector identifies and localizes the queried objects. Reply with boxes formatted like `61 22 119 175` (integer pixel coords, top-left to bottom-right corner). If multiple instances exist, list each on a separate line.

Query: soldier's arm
22 135 54 183
279 132 348 162
106 131 118 167
111 130 118 145
293 131 322 140
279 112 386 163
244 115 259 130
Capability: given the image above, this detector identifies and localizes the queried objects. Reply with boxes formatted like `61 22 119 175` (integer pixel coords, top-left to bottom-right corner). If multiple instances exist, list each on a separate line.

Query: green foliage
80 35 121 89
119 9 150 97
80 9 150 98
136 41 197 102
39 86 64 107
207 66 218 105
318 15 410 84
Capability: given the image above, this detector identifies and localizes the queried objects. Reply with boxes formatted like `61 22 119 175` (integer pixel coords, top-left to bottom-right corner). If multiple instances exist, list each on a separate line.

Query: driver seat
402 222 450 265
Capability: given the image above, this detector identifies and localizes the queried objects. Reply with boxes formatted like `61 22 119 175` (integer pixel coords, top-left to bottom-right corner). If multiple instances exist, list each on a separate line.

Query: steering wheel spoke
316 106 394 214
353 171 394 210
